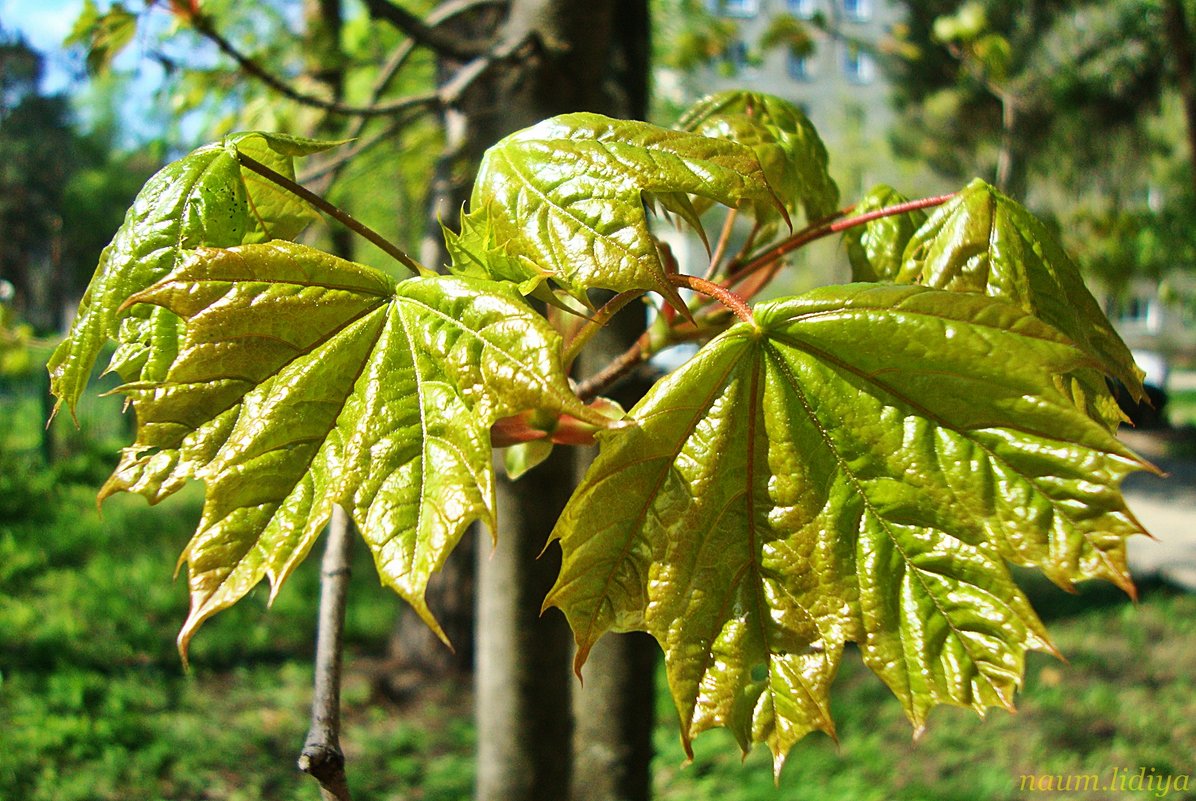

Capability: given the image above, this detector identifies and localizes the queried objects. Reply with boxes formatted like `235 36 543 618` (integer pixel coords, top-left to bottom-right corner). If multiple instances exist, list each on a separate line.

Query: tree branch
575 331 651 402
300 2 504 186
190 1 519 128
298 506 355 801
361 0 493 58
191 12 441 118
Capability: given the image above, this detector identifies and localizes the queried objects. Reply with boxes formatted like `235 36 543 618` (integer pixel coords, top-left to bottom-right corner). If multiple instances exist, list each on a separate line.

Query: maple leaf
899 179 1144 425
678 90 840 224
546 284 1151 774
101 241 602 656
48 132 337 417
449 112 780 310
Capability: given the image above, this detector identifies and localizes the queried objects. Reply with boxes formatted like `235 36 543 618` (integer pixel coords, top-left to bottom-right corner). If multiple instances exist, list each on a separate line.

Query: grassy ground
1169 387 1196 429
2 452 1194 801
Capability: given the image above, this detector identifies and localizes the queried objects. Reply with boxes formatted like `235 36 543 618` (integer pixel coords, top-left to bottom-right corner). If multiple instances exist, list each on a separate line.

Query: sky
2 0 89 93
2 0 174 142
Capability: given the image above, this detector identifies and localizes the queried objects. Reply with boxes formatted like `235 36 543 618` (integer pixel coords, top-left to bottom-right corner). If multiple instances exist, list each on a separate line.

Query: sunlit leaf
546 284 1150 773
452 112 780 309
679 90 839 223
107 241 600 656
843 184 928 282
66 0 138 75
48 133 339 418
899 179 1144 404
234 132 345 243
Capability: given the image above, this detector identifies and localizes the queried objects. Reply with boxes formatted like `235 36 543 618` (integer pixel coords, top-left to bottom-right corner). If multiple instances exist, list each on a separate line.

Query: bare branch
298 123 405 185
191 1 516 124
191 13 441 118
576 333 650 402
361 0 492 58
298 506 355 801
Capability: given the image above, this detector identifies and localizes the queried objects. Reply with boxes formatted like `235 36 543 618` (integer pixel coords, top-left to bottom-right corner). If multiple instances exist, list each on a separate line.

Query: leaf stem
238 153 426 276
727 193 956 291
703 207 739 281
298 506 355 801
563 291 646 367
668 273 754 325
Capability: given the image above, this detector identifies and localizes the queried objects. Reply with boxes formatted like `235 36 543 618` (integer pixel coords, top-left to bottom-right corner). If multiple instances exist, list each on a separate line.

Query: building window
842 0 871 20
1111 294 1163 334
723 39 751 70
842 46 875 83
788 0 818 18
711 0 759 17
788 51 815 80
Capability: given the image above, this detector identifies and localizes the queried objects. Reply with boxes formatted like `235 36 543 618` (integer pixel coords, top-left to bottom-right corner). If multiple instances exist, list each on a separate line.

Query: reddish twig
668 273 754 325
728 193 956 291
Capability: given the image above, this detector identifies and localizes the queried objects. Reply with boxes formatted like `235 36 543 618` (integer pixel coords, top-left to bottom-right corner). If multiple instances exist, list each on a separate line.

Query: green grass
1169 387 1196 428
2 458 1194 801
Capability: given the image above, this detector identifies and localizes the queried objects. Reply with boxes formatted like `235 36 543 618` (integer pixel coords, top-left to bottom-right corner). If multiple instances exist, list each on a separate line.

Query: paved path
1119 431 1196 590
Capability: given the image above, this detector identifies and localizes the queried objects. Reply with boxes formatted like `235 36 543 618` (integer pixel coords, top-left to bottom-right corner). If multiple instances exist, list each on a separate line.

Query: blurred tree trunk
1164 0 1196 195
473 3 655 801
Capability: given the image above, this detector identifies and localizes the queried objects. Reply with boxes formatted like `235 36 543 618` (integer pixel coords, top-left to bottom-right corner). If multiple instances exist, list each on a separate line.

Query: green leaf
108 241 599 656
66 0 138 75
843 184 928 282
48 143 249 418
678 91 840 223
546 284 1150 773
48 133 338 418
230 132 342 243
898 179 1145 402
453 112 780 309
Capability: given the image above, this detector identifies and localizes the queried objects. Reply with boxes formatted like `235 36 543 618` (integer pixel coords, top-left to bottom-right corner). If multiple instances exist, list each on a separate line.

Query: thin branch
728 193 956 291
298 506 355 801
361 0 491 58
298 45 421 186
298 121 406 184
669 274 754 325
238 153 426 275
576 332 651 402
192 13 441 118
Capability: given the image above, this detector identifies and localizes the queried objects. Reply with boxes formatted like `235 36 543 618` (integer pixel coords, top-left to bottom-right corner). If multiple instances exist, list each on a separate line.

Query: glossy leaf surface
843 184 927 282
678 90 839 223
899 179 1144 400
48 132 336 417
452 112 779 308
106 241 597 655
546 284 1149 772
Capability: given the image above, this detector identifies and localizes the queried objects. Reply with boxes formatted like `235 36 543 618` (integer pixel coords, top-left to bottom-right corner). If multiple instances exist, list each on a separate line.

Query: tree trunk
477 449 578 801
570 293 658 801
472 4 655 801
1164 0 1196 195
571 633 658 801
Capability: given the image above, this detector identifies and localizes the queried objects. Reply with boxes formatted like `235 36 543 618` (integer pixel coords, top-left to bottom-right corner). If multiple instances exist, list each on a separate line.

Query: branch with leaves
50 90 1155 782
